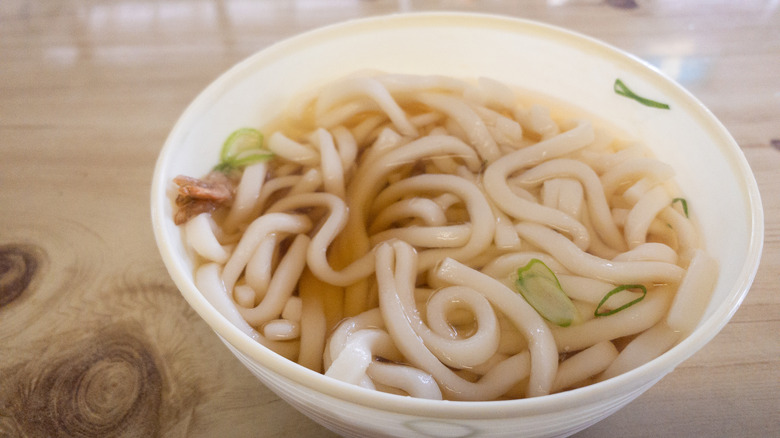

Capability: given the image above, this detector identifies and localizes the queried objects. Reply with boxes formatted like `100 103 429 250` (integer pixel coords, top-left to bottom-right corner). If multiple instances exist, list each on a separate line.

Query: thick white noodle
195 263 299 361
599 322 680 381
551 286 674 352
666 249 719 334
557 275 642 310
516 158 626 251
624 185 672 249
267 132 320 166
377 242 532 400
375 73 470 96
514 104 559 139
600 157 675 201
313 128 346 198
315 76 418 137
360 127 405 169
370 224 470 248
415 92 501 162
253 174 302 215
282 296 302 322
333 135 484 305
324 308 385 370
369 197 448 233
474 106 523 148
223 162 267 233
612 242 678 264
483 120 596 250
233 284 256 308
244 233 277 295
515 222 685 284
552 341 618 392
263 319 300 341
317 100 381 129
583 144 645 175
474 77 518 109
288 167 323 195
481 252 570 281
389 243 500 369
325 329 404 384
350 114 387 146
366 362 443 400
622 179 657 208
542 178 583 220
658 206 699 263
185 213 231 263
435 255 558 397
268 192 375 287
330 125 358 171
237 234 310 326
491 204 522 250
371 174 496 271
424 286 502 365
221 213 312 293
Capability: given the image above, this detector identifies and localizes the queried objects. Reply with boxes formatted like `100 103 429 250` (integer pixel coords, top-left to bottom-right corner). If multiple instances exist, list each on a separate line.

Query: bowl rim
150 11 764 419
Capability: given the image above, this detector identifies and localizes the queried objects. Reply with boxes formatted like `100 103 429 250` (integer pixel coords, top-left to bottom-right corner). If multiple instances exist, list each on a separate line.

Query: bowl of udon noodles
151 12 763 438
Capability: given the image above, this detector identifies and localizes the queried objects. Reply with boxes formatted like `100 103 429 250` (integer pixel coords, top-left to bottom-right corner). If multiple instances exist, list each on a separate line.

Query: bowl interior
151 12 763 419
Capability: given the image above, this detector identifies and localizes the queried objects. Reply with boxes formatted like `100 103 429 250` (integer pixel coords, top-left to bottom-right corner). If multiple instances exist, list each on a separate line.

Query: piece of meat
172 172 236 224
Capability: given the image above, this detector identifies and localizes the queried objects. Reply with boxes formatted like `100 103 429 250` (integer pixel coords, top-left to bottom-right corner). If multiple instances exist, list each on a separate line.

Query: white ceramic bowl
151 12 764 438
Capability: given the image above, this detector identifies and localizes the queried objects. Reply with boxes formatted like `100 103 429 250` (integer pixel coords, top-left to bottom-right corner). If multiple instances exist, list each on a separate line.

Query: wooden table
1 1 777 436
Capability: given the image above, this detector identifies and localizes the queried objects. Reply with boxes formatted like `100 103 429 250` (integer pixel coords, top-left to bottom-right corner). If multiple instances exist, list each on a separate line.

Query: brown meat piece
172 172 236 225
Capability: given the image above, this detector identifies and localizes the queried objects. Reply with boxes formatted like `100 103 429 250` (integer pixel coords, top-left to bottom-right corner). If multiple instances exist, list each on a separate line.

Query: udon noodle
173 73 718 401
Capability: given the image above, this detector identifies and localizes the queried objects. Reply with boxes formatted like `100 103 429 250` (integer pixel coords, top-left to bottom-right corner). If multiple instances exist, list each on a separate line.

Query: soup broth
172 73 717 401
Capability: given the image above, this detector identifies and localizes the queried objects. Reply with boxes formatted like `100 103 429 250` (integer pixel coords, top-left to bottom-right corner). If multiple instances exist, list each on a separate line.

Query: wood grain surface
1 1 778 437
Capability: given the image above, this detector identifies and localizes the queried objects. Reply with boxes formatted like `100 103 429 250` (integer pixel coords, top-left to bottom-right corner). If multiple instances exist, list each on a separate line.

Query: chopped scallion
515 258 577 327
672 197 689 218
213 128 273 172
594 284 647 317
614 79 670 109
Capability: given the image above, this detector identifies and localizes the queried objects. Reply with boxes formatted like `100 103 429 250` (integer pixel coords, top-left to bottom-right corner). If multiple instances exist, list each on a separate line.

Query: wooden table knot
0 243 44 307
0 322 164 437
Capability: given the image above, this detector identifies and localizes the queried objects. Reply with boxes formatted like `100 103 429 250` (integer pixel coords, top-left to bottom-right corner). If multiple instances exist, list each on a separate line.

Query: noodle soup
171 73 717 401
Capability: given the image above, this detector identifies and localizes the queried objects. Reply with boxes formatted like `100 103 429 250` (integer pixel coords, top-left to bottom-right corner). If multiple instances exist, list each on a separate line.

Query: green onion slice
213 128 273 172
672 197 689 218
594 284 647 317
614 79 671 109
515 258 577 327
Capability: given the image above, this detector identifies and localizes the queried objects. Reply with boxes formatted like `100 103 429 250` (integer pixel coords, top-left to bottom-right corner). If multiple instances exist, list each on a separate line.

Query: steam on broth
172 73 718 401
